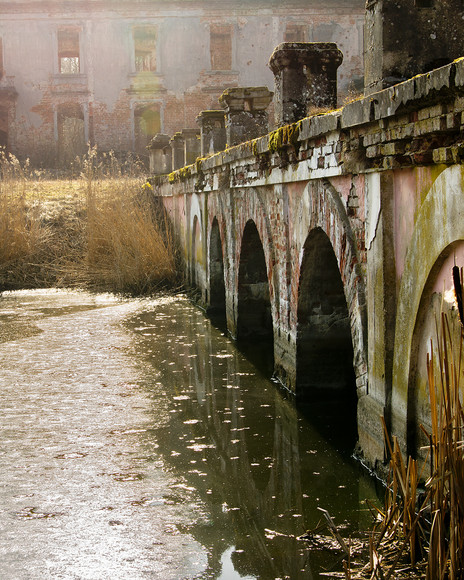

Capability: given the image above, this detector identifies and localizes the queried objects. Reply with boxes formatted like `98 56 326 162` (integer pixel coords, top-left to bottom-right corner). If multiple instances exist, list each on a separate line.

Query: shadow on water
125 296 381 579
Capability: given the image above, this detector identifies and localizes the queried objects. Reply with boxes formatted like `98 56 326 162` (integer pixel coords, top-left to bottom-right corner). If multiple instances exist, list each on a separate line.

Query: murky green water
0 290 379 579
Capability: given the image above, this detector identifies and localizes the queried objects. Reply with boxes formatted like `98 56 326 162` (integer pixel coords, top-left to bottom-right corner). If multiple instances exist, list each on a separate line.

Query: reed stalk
348 268 464 579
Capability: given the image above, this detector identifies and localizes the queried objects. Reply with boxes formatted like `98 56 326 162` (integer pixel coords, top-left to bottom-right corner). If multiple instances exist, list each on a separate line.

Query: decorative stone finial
269 42 343 126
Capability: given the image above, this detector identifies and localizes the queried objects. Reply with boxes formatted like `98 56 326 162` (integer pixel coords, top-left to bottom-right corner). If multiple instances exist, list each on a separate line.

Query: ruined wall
0 0 364 165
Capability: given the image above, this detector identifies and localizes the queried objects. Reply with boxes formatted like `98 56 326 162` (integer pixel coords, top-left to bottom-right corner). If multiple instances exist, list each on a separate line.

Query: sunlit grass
0 148 179 294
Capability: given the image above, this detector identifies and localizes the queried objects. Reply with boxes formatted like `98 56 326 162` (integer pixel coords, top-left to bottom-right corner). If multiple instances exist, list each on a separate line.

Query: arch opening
296 228 357 448
407 242 464 459
208 217 226 329
237 220 274 375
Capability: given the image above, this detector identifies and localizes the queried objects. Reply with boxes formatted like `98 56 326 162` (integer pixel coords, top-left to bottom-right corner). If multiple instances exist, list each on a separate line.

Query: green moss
168 165 192 184
268 120 302 154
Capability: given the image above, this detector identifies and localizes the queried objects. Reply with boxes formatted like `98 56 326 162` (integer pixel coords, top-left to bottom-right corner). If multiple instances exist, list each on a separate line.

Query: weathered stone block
341 97 370 128
220 87 273 147
269 42 343 126
196 110 226 156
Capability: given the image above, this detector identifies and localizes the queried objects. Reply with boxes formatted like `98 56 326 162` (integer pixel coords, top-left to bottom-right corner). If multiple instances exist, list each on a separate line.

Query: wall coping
158 56 464 189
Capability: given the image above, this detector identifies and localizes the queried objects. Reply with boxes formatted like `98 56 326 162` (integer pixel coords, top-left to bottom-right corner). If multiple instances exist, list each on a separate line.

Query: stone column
364 0 464 95
170 132 185 171
219 86 273 147
269 42 343 126
181 128 201 165
147 133 172 175
196 110 226 156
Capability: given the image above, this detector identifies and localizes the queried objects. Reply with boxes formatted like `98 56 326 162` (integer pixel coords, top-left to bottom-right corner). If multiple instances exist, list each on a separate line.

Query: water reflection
0 290 379 580
126 297 379 579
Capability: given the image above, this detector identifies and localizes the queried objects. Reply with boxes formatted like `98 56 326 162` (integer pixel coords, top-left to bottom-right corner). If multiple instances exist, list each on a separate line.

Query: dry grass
0 147 179 294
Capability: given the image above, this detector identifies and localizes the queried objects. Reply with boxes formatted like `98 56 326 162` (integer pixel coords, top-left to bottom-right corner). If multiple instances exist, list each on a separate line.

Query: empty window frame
210 24 232 70
133 27 157 72
58 29 80 74
284 23 307 42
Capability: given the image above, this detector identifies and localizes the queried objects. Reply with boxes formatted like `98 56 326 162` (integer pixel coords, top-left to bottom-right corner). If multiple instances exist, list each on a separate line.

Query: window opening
133 27 157 72
210 24 232 71
58 29 80 74
285 23 307 42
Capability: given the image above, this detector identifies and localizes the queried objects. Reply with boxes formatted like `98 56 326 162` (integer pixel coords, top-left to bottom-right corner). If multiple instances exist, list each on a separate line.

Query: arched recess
293 178 368 395
392 165 464 456
208 217 226 327
296 227 358 446
297 227 356 395
406 243 464 458
237 219 274 373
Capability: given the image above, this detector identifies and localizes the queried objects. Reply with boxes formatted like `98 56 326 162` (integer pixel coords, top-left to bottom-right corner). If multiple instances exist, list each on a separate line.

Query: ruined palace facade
0 0 363 166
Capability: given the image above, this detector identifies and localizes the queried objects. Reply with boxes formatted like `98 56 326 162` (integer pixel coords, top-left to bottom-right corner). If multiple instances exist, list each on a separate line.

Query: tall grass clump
0 146 179 294
82 146 177 293
346 268 464 579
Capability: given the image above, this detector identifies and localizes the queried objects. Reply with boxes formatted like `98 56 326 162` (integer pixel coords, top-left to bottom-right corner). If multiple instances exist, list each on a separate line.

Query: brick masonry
155 58 464 471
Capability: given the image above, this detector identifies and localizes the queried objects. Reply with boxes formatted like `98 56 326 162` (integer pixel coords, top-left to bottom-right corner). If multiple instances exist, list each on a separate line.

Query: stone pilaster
170 132 185 171
219 86 273 147
196 110 226 156
147 133 172 175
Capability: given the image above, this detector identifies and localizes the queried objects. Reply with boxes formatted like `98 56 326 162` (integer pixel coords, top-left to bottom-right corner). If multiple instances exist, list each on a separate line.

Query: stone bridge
151 37 464 469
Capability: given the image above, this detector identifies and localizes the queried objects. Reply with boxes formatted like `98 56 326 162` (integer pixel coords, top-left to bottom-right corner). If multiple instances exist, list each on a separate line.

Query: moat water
0 290 379 579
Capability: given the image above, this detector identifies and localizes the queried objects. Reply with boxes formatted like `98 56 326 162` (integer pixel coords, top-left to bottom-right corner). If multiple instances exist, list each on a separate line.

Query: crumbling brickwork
0 0 364 166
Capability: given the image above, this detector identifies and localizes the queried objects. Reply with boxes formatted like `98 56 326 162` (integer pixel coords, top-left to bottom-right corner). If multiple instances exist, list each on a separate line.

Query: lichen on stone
268 120 303 154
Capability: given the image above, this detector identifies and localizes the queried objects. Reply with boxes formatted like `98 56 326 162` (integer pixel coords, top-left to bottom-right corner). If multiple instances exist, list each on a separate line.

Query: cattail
453 264 463 326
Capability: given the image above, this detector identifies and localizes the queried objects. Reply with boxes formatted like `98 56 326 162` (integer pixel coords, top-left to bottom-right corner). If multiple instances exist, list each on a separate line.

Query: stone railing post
269 42 343 126
181 128 201 166
219 86 273 147
196 110 227 156
147 133 172 175
170 132 185 171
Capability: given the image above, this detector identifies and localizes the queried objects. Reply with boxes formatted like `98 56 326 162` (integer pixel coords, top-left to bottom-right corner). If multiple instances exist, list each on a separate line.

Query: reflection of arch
237 219 274 372
392 165 464 454
297 227 356 395
208 217 226 326
294 179 367 392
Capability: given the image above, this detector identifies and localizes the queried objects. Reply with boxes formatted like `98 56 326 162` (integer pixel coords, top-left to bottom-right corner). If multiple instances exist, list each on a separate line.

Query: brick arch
293 178 367 393
392 165 464 452
188 194 205 291
232 187 280 338
208 216 227 325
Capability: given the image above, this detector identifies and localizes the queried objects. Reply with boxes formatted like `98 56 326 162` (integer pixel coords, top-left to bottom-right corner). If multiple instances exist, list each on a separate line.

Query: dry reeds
347 268 464 579
0 147 178 294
